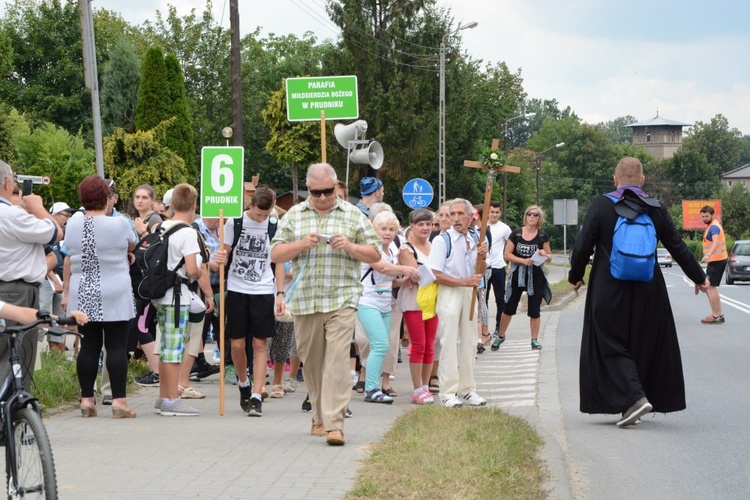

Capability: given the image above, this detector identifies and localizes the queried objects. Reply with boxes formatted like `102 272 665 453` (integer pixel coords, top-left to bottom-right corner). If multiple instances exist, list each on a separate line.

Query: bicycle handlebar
0 312 80 336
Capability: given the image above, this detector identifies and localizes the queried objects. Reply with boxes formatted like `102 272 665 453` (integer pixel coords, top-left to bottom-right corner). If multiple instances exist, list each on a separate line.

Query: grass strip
347 405 548 499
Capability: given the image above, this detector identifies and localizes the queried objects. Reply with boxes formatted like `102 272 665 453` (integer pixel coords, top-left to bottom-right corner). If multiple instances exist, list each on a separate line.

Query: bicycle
0 313 78 500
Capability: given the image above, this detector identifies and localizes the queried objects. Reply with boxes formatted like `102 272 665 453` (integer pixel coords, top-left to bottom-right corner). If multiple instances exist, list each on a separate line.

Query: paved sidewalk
34 262 571 499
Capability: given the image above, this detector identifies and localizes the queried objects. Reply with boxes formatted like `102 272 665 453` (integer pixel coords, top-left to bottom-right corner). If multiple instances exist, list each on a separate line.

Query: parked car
725 240 750 285
656 248 672 268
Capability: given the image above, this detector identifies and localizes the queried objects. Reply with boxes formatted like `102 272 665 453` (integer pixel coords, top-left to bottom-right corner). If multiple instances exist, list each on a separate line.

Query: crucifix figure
463 138 521 319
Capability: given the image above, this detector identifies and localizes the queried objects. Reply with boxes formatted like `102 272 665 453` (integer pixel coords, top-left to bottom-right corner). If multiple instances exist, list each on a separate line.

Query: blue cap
360 177 383 197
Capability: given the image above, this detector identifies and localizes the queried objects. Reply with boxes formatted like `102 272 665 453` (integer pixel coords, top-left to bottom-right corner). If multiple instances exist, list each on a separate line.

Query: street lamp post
534 142 565 205
439 21 478 205
501 112 536 221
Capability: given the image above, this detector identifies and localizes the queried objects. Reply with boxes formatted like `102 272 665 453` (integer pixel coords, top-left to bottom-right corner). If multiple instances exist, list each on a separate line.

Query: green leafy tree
100 38 141 135
10 115 95 207
103 119 189 203
0 0 89 135
663 149 720 201
164 53 195 178
721 183 750 240
682 114 743 173
134 45 170 132
0 105 17 165
598 115 638 144
739 135 750 165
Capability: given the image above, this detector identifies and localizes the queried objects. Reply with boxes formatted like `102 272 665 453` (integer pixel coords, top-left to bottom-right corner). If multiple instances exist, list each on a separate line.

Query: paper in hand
417 265 436 287
530 250 547 267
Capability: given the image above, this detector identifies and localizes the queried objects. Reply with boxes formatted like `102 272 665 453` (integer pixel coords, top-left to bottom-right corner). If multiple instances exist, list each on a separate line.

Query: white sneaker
462 391 487 406
282 378 297 393
440 396 463 408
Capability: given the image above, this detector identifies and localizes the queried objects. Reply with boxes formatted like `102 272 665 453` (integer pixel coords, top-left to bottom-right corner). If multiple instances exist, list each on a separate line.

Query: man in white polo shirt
428 198 488 408
486 201 512 347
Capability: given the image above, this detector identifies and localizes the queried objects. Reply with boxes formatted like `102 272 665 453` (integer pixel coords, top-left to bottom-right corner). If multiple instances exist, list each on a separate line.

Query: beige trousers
294 307 356 431
435 285 477 400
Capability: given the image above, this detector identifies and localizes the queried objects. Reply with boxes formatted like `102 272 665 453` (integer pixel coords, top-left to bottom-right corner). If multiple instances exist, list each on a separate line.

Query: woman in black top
495 205 552 350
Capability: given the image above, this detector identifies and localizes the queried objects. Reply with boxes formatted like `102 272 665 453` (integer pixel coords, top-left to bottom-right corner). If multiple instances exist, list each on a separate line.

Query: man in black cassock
568 157 709 427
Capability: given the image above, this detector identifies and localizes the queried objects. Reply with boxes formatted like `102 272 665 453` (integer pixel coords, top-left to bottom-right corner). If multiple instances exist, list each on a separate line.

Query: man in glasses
271 163 380 446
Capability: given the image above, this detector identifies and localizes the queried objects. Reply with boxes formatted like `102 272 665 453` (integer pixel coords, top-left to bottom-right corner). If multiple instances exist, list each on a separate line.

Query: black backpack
134 222 190 301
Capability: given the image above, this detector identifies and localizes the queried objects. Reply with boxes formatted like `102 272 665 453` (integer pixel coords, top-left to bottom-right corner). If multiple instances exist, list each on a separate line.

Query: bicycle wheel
5 408 57 500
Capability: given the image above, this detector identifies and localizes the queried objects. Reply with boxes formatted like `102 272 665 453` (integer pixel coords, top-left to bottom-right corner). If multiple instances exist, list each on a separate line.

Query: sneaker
617 397 652 427
440 396 463 408
239 385 251 413
296 369 304 382
490 335 505 351
135 371 160 387
191 364 220 380
154 398 162 415
462 391 487 406
531 339 542 350
160 398 200 417
189 372 200 382
284 361 291 372
224 365 238 385
301 394 312 412
247 397 262 417
281 378 297 393
345 407 353 418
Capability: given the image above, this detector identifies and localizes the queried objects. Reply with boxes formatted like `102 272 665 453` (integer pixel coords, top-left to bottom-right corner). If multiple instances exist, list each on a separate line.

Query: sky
6 0 750 135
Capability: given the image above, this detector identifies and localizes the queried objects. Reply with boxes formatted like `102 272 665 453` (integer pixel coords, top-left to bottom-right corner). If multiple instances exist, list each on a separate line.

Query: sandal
353 380 365 393
364 388 394 404
700 314 725 324
270 384 285 398
428 376 439 394
382 387 397 398
178 386 206 399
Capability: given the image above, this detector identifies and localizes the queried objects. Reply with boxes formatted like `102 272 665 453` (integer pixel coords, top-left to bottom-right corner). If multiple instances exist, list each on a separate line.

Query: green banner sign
285 75 359 122
200 146 245 218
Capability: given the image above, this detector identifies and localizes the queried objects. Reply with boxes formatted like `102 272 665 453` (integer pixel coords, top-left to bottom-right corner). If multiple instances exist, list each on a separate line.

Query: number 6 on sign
211 154 234 193
200 146 245 218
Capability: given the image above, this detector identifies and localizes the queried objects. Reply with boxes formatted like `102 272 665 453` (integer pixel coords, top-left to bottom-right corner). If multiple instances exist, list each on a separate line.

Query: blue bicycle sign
402 178 433 209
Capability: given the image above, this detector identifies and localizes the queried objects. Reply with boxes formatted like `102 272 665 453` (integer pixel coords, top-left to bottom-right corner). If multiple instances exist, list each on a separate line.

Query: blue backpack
605 194 657 281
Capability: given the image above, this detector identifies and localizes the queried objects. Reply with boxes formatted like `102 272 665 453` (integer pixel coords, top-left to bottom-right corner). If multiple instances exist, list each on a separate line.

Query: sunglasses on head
526 212 540 217
309 187 336 198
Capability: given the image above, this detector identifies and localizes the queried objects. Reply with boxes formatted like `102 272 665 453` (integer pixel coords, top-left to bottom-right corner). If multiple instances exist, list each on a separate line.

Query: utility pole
229 0 243 147
78 0 104 177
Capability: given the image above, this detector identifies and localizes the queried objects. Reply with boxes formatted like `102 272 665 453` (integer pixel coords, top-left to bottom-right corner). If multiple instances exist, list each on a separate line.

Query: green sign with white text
200 146 244 218
285 75 359 122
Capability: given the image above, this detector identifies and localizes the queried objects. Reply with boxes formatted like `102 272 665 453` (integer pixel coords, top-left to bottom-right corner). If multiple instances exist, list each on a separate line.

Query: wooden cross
463 138 522 320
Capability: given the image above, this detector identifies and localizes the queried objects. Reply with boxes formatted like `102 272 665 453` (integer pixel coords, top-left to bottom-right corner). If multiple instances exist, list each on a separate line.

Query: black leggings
78 321 130 399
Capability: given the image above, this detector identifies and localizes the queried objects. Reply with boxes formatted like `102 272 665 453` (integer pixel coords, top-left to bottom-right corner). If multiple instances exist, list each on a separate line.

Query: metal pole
79 0 104 178
438 38 446 205
503 121 509 222
563 199 568 277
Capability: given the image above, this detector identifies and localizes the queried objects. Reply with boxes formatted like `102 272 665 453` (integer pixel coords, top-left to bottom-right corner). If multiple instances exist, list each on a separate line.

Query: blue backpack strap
441 232 452 258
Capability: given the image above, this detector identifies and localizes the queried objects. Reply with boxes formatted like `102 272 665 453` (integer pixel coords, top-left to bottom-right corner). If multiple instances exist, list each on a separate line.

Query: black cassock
568 191 705 414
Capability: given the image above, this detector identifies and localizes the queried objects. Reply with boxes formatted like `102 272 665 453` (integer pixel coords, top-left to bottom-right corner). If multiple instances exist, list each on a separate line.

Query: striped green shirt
271 198 381 315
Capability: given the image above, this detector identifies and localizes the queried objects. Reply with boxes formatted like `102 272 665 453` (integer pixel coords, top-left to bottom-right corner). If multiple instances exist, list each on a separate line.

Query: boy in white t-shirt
152 184 203 417
214 187 286 417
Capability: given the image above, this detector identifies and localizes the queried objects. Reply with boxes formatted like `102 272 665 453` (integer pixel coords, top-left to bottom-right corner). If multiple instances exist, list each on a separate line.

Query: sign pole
320 110 326 163
219 208 225 416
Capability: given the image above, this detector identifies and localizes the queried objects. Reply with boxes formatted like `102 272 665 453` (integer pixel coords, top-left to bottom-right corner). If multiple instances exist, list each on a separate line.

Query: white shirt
152 221 200 306
427 227 478 280
0 199 57 283
359 248 397 313
487 221 512 269
223 214 275 295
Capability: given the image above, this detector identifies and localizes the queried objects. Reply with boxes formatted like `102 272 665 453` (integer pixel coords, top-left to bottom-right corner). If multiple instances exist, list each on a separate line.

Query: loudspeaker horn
350 141 384 170
334 120 368 148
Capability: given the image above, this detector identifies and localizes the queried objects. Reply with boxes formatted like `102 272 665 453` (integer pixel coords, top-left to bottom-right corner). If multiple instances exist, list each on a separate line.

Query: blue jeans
357 306 392 392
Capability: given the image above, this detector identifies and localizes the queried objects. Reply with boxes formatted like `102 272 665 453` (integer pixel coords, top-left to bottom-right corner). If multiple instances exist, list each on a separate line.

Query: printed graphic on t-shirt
515 241 538 258
230 230 269 282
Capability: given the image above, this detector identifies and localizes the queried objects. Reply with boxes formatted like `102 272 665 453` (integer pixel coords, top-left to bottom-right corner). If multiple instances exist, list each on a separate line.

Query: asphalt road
555 267 750 499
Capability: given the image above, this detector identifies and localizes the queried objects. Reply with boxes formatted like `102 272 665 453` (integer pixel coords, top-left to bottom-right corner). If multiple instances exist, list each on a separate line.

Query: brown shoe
326 429 345 446
311 422 326 437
